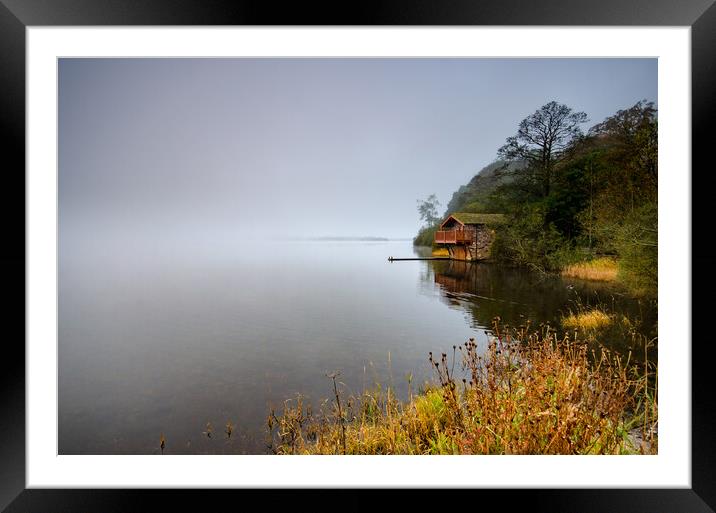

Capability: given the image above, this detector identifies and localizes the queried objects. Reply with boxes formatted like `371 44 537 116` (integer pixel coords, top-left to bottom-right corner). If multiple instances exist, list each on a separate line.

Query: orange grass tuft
562 257 619 282
562 309 613 331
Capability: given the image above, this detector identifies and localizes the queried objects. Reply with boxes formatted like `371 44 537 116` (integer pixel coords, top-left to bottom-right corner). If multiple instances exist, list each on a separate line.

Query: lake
59 240 656 454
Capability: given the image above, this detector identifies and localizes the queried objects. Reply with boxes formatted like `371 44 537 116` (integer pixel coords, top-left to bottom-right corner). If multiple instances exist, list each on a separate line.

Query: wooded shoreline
415 100 657 298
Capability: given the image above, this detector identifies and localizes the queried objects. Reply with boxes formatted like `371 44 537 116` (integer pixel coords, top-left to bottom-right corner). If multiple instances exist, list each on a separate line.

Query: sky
59 58 657 243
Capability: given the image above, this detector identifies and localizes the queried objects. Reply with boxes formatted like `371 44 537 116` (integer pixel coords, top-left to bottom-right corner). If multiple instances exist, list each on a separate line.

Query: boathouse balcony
434 229 476 245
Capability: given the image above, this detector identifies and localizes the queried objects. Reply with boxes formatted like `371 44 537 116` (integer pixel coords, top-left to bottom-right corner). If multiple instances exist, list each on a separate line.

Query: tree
589 99 656 142
583 101 658 284
589 100 658 196
417 194 441 228
498 101 588 198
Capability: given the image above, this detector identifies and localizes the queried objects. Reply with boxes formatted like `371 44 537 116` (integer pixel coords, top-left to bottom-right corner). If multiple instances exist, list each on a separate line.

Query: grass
267 319 657 455
562 308 613 331
561 257 619 282
431 247 450 257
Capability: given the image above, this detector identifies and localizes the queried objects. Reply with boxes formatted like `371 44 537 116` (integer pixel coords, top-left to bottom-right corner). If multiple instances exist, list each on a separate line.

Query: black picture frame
2 1 714 511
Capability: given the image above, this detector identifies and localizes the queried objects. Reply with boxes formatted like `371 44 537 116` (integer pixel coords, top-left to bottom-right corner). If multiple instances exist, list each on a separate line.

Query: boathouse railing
435 229 476 244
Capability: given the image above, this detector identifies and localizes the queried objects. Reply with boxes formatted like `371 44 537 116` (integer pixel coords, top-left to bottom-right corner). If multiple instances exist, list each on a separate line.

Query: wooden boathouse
434 213 506 261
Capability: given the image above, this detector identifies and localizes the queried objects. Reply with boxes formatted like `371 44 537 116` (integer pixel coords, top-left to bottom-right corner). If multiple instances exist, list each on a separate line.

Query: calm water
59 240 656 454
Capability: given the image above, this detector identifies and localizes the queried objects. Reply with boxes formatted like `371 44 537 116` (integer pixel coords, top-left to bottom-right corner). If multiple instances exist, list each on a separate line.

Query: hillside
444 160 524 215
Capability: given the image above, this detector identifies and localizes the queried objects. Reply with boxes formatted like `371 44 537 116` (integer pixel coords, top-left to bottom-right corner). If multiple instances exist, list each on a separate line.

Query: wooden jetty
388 256 450 262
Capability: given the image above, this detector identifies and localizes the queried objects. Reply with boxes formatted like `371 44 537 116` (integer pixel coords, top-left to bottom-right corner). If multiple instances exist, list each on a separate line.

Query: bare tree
498 101 588 198
417 194 441 228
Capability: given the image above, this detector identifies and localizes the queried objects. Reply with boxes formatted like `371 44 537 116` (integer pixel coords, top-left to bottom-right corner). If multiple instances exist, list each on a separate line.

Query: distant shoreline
283 237 411 242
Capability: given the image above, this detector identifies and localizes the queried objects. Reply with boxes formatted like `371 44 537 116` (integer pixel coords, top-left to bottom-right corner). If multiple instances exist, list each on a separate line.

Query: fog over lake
58 58 657 453
59 240 654 453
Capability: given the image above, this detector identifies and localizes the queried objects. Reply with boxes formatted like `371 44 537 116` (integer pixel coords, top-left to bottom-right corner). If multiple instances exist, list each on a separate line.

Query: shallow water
59 240 656 454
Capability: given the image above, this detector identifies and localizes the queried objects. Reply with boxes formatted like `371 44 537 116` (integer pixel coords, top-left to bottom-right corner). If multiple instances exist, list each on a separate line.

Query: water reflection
419 252 657 360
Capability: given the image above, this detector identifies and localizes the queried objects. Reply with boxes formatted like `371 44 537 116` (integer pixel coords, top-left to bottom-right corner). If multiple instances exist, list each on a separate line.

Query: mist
59 58 657 256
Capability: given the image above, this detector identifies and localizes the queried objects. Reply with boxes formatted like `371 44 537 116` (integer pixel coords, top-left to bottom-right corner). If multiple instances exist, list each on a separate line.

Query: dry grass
431 247 450 257
268 320 657 455
562 308 613 331
562 257 619 282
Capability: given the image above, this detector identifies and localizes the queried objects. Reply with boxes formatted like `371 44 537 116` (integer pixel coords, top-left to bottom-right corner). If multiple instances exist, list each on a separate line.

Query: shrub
491 205 567 272
413 224 439 247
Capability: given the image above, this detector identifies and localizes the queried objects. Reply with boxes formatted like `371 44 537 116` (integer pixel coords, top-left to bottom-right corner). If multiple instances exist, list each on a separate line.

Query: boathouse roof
440 213 506 228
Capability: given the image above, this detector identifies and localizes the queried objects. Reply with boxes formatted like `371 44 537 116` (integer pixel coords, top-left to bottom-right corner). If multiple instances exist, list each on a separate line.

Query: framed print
2 0 714 511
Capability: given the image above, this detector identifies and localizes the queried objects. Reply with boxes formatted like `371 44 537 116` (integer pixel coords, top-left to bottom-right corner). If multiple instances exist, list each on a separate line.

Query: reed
268 319 656 455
